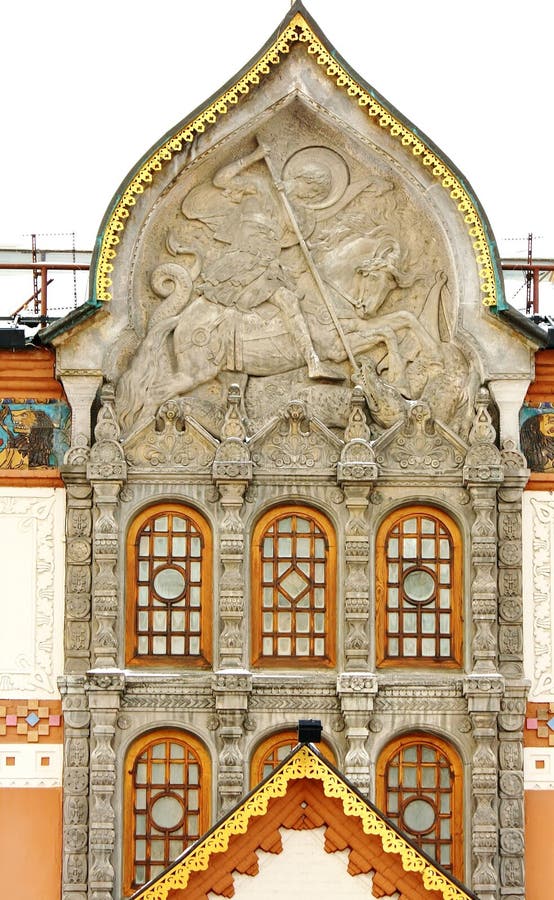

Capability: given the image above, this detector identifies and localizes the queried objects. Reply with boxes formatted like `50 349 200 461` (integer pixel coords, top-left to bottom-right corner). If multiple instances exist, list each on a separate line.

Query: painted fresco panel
0 401 70 470
520 404 554 472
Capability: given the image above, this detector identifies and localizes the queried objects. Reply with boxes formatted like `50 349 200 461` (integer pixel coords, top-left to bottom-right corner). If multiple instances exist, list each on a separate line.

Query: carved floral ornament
132 745 473 900
94 7 498 308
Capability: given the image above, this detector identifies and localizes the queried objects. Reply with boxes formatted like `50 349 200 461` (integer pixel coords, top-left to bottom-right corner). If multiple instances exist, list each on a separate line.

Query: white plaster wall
211 826 397 900
523 492 554 701
0 488 65 699
0 744 62 787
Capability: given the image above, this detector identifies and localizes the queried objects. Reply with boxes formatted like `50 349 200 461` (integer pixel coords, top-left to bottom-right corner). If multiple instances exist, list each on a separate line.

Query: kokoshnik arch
3 3 546 899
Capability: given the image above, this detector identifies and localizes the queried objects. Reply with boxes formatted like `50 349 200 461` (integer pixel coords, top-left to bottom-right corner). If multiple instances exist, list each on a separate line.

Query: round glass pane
403 569 434 603
151 794 183 830
153 567 186 600
403 798 435 833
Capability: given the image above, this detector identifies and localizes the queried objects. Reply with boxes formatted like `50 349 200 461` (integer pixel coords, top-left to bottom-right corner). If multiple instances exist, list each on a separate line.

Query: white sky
1 0 553 261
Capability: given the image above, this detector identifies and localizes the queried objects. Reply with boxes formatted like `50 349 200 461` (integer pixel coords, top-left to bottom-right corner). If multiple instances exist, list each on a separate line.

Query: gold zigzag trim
95 13 497 307
134 745 471 900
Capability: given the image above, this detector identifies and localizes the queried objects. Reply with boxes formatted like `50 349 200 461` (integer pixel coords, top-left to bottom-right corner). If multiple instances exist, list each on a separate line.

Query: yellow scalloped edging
95 13 497 308
133 744 471 900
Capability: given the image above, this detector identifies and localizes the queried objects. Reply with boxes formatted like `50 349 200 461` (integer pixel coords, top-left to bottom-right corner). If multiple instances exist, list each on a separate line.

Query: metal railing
0 253 553 323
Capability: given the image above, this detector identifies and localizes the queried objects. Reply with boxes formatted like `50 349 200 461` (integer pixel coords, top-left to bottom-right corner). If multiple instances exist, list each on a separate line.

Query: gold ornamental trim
96 12 497 307
134 744 471 900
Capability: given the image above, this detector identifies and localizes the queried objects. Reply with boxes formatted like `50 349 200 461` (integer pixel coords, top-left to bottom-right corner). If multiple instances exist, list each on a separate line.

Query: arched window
250 730 337 787
125 503 212 667
376 734 463 878
376 506 462 667
251 506 336 667
123 730 211 895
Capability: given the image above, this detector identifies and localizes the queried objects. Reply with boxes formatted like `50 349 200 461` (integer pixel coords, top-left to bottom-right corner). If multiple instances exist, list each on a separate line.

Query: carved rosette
88 384 126 669
59 676 90 900
212 674 251 814
336 674 377 796
464 676 503 900
87 674 124 900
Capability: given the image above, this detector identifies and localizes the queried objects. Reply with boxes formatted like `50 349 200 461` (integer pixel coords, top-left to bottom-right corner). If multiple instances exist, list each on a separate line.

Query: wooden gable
130 745 475 900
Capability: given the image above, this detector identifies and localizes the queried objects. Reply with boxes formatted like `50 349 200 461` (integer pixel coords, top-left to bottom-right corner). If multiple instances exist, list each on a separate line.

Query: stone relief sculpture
110 110 476 446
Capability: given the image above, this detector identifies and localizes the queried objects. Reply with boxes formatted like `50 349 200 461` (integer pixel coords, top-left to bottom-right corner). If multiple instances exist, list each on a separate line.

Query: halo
282 146 349 210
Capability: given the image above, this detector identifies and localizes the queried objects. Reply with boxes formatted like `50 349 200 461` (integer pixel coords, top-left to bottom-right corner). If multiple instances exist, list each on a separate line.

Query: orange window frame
125 502 212 668
250 730 337 787
251 505 336 668
375 733 464 879
123 729 211 897
375 505 462 668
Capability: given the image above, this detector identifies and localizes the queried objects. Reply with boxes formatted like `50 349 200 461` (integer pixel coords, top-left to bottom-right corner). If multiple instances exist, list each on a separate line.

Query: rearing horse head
354 233 414 317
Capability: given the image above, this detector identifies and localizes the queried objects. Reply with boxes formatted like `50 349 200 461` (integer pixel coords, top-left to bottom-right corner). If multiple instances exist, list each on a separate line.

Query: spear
258 140 359 373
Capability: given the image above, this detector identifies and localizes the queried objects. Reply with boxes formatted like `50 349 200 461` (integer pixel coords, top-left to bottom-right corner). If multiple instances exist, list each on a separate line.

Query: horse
115 245 445 436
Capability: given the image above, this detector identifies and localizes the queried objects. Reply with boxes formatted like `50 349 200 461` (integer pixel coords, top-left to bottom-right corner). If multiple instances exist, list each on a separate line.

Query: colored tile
48 715 61 727
538 726 549 739
16 706 28 718
27 731 39 743
16 723 27 735
5 715 17 727
548 718 554 731
0 706 6 717
38 707 49 719
527 718 539 730
26 712 40 728
38 724 49 736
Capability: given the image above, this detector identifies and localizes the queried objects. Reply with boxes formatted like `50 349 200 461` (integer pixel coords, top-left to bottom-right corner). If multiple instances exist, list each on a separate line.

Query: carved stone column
464 676 503 900
63 471 93 674
87 674 124 900
464 387 503 674
87 384 126 669
498 442 528 678
212 673 252 815
498 685 526 900
336 673 377 796
212 385 252 669
338 387 377 670
59 675 91 900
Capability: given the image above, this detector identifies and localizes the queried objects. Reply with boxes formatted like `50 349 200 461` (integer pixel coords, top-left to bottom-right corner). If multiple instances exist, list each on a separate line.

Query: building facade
1 4 553 899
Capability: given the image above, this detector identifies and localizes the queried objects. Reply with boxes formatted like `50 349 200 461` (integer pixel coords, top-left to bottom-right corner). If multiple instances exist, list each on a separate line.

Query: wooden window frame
123 728 211 897
125 502 212 668
250 730 337 787
375 505 462 668
376 732 464 879
251 504 336 668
